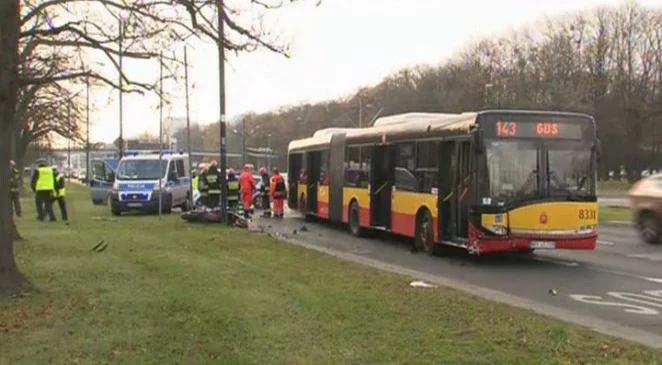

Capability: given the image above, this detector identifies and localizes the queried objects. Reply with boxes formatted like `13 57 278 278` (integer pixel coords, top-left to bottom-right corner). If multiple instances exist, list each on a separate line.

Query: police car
110 151 192 215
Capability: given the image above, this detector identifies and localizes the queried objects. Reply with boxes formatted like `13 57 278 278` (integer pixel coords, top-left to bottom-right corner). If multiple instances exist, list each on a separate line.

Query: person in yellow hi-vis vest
30 160 57 222
53 168 68 223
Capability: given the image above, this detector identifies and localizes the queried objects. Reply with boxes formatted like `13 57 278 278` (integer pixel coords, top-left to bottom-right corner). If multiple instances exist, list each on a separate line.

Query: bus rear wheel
415 210 436 255
349 201 364 237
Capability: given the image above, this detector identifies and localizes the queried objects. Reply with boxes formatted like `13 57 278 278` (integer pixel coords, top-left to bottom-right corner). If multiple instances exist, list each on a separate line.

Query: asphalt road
255 214 662 348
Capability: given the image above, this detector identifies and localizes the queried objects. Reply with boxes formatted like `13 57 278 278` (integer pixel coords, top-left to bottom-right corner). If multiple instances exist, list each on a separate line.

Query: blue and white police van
110 151 191 215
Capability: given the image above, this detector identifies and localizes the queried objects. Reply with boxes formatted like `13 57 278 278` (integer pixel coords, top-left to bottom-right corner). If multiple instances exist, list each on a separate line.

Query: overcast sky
89 0 662 143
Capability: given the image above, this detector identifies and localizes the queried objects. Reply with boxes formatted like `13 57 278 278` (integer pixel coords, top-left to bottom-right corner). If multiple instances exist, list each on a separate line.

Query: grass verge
1 184 660 364
600 206 633 223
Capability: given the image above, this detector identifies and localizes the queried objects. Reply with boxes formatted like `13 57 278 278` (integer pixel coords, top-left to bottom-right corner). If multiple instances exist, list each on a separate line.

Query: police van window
92 161 106 181
395 143 417 191
168 161 176 179
176 160 185 178
416 142 439 193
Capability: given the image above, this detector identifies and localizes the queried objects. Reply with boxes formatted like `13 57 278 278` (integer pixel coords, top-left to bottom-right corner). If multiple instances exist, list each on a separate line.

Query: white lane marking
584 266 662 284
627 253 662 262
598 240 615 246
645 290 662 298
569 294 659 315
533 256 579 267
608 292 662 308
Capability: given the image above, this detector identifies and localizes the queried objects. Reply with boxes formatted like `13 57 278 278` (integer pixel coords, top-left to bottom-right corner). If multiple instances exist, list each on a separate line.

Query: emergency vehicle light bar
124 150 184 156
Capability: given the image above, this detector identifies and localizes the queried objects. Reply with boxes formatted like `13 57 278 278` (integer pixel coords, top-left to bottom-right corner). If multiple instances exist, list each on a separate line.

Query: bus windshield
485 139 594 204
117 160 167 180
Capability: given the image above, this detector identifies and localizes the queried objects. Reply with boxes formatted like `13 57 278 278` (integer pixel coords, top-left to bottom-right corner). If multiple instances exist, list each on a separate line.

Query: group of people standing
192 162 286 219
9 159 68 223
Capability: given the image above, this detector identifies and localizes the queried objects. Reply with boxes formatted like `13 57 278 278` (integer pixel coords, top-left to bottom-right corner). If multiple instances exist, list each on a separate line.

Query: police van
110 151 192 215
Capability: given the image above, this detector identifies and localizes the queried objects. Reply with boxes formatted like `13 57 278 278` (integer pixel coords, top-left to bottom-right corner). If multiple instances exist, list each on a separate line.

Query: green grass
1 185 660 364
600 206 633 223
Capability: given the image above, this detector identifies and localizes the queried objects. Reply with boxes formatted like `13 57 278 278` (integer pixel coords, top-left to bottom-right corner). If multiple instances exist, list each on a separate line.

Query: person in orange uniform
238 164 256 218
270 167 287 219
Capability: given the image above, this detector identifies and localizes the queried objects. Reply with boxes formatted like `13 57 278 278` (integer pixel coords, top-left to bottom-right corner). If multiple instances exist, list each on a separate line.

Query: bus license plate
530 241 556 249
127 202 143 208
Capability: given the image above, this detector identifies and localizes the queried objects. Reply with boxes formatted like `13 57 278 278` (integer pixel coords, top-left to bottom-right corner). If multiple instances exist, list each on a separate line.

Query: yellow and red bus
287 110 599 255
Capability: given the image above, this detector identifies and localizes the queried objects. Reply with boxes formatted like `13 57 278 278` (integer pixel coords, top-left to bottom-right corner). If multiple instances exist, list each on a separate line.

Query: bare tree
1 0 317 295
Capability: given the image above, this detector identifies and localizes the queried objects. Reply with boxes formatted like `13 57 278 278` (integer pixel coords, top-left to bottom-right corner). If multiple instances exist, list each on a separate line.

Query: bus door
306 151 321 214
371 145 394 228
287 153 303 209
456 141 472 238
328 134 346 223
438 142 456 240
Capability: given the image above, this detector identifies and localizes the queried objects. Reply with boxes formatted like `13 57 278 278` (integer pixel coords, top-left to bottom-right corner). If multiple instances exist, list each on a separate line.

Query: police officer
226 168 240 211
259 167 271 218
30 160 57 222
198 164 209 207
9 160 22 218
205 161 222 208
53 168 68 222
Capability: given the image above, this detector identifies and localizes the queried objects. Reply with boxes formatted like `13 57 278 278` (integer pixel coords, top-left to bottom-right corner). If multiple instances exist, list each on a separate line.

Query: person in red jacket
238 164 256 218
270 167 287 218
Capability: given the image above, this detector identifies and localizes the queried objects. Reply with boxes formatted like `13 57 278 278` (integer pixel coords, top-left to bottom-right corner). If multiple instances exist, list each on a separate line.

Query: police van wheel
181 196 191 212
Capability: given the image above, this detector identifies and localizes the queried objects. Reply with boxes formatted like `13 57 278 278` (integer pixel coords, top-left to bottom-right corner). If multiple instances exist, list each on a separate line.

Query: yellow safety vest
227 180 239 201
54 174 66 198
192 176 199 191
36 167 55 191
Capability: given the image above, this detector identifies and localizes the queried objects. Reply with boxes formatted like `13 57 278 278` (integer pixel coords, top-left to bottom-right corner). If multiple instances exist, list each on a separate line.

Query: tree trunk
0 0 26 295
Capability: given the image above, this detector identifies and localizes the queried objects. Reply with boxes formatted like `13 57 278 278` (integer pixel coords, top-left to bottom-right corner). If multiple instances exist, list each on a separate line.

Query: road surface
255 215 662 349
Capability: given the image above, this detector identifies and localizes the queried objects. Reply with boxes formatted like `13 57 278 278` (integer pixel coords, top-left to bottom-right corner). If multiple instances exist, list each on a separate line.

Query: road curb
273 231 662 350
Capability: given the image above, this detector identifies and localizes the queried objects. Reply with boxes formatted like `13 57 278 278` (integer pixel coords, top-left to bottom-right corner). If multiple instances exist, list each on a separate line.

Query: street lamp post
267 134 272 171
86 77 90 185
217 0 228 223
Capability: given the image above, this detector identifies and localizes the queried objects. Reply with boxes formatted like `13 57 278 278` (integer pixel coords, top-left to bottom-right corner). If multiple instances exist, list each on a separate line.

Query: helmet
259 167 268 175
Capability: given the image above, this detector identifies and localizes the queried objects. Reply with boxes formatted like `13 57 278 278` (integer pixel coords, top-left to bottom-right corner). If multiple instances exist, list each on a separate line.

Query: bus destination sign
494 121 583 139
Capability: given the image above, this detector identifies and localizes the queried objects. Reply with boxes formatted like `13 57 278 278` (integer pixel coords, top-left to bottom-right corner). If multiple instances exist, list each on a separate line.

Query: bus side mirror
474 130 485 154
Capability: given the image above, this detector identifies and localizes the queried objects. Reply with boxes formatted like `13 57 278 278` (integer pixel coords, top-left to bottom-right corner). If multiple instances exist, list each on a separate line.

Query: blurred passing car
629 174 662 244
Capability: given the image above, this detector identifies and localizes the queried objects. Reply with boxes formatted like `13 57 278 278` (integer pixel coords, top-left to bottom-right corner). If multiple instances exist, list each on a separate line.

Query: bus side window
416 142 439 193
320 150 330 186
360 146 371 188
344 146 371 188
395 143 417 192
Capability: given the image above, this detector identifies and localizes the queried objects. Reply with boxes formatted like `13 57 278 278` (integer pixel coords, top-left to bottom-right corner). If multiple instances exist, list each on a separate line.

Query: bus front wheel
415 210 436 255
349 201 364 237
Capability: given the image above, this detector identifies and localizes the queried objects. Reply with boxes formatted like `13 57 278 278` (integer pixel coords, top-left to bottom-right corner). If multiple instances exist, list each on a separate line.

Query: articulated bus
287 110 599 255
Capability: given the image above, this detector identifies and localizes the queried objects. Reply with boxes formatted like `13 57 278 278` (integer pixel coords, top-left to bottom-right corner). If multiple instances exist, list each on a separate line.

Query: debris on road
300 225 309 232
549 288 558 296
409 280 436 288
92 240 108 252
